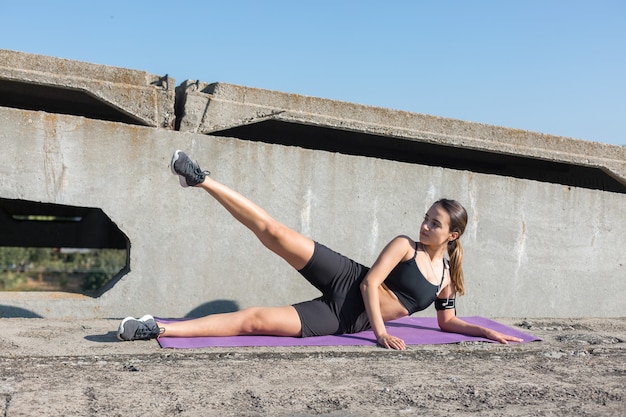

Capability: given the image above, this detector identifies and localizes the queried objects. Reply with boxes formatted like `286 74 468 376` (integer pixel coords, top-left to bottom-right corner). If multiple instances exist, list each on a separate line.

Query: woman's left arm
435 278 522 343
436 282 523 344
437 309 522 344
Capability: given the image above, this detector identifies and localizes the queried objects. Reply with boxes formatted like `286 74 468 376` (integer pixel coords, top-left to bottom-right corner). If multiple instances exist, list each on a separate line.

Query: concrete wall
0 49 624 318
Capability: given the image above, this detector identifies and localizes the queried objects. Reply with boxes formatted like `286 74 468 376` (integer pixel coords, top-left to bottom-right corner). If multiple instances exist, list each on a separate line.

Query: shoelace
194 166 211 177
179 158 210 180
133 321 159 339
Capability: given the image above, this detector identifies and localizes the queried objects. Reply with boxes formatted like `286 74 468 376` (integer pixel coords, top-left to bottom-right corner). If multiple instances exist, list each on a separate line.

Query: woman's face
419 204 457 246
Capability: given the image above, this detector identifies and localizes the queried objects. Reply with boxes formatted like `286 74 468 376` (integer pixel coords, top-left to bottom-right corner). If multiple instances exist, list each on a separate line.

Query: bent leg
158 306 302 337
197 177 314 270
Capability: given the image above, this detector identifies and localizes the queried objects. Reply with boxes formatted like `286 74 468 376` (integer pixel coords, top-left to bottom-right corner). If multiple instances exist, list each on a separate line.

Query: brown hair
435 199 468 296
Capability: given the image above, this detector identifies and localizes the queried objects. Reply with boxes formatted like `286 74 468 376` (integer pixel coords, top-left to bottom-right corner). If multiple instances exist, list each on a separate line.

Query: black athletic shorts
292 242 371 337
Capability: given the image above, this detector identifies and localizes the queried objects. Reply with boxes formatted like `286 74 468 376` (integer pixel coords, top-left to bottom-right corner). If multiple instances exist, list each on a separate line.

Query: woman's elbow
437 314 456 332
360 280 378 296
438 320 450 332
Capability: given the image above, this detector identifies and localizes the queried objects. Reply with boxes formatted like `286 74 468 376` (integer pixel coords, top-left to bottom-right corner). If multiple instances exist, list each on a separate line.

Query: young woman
118 150 522 350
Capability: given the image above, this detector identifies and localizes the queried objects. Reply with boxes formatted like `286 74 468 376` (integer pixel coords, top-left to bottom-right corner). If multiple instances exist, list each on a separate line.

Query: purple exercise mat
156 316 540 349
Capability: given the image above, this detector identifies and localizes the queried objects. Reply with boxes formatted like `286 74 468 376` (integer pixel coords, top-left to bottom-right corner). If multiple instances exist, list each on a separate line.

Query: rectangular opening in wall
0 198 130 297
0 246 127 294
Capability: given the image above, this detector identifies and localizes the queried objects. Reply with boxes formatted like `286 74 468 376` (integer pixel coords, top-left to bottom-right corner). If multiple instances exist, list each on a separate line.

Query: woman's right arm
360 236 412 350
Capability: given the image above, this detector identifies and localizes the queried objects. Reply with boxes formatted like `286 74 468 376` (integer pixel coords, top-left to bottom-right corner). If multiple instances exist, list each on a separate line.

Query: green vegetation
0 247 126 294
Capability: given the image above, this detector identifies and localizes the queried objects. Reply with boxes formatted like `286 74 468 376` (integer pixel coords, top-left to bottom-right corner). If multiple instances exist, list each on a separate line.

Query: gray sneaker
170 150 210 187
117 315 162 341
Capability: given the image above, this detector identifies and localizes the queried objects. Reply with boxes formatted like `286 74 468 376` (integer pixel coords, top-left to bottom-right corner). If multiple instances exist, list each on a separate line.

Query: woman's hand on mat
483 328 523 344
377 333 406 350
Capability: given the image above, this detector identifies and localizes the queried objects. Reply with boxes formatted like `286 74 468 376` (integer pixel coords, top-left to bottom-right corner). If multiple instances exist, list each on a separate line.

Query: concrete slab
0 48 175 128
177 81 626 188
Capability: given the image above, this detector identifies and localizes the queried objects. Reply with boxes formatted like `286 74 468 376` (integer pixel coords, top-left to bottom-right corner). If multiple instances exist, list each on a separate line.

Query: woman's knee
259 219 289 247
238 306 301 336
238 307 268 335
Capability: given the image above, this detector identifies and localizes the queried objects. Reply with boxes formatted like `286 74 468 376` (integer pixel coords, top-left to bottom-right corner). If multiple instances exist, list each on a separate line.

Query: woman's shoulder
391 235 417 248
389 235 417 260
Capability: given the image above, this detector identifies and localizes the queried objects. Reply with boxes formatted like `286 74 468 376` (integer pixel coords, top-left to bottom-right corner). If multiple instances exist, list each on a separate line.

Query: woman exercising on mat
117 150 522 350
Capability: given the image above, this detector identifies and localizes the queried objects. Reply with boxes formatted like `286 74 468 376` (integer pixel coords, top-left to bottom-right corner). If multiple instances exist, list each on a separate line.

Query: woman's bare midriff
378 284 409 321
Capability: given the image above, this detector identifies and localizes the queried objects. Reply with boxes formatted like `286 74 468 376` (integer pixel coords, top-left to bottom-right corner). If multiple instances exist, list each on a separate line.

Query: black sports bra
384 244 446 314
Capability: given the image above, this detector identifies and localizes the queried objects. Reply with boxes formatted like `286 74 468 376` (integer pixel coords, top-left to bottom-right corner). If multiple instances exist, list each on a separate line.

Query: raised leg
197 176 315 270
171 149 314 270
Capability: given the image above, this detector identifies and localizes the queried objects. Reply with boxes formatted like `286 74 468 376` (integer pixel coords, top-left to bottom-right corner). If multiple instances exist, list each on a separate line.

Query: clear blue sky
1 0 624 145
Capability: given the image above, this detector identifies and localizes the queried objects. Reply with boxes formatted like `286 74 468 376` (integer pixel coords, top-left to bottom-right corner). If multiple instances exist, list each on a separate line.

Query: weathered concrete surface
0 103 624 319
0 317 624 416
0 49 175 128
177 81 626 186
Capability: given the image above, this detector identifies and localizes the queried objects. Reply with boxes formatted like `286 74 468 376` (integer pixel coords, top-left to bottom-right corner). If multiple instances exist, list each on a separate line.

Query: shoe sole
170 150 189 188
117 316 134 340
117 314 155 341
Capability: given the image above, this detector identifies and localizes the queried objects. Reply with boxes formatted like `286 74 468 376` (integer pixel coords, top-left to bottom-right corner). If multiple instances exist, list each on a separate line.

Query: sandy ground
0 317 624 416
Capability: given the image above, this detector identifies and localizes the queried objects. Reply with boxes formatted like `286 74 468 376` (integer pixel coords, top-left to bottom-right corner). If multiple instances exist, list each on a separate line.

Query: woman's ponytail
436 199 468 297
447 239 465 296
